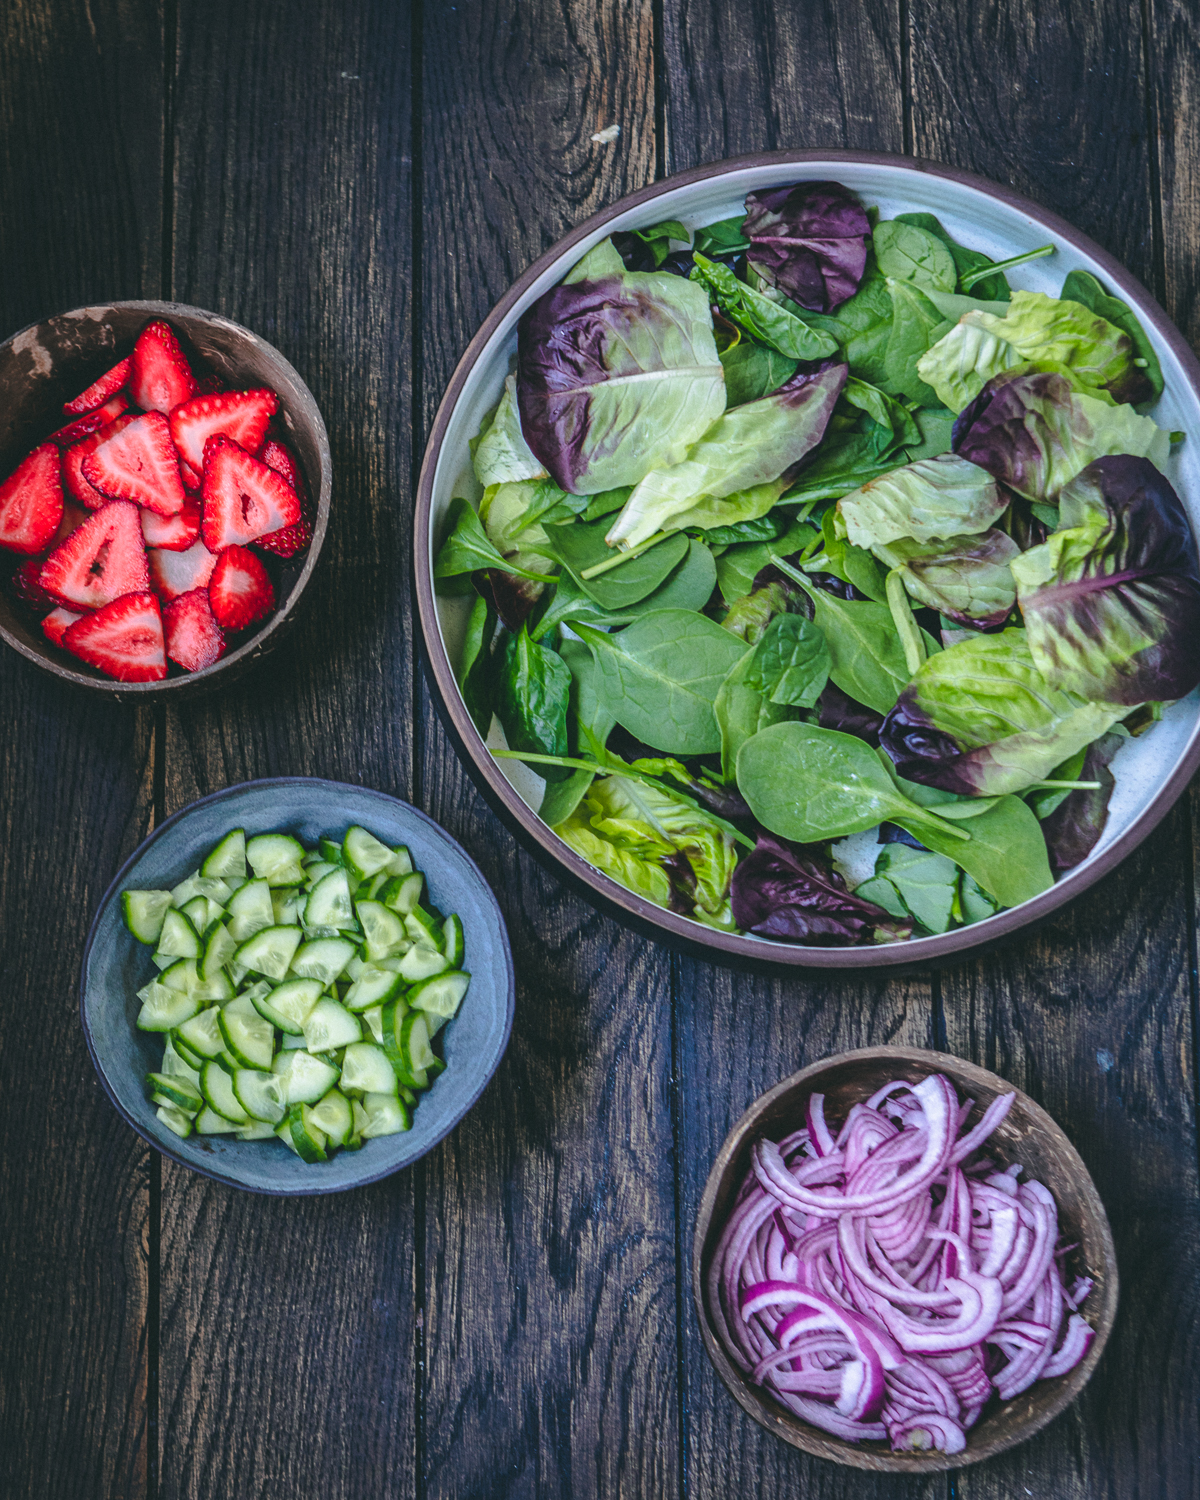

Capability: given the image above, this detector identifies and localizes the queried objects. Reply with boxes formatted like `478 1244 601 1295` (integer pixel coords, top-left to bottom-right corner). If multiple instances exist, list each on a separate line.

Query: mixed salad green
435 180 1200 946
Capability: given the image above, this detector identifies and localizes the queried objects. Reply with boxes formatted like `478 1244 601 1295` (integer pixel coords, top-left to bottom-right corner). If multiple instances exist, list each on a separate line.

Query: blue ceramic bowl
80 778 514 1194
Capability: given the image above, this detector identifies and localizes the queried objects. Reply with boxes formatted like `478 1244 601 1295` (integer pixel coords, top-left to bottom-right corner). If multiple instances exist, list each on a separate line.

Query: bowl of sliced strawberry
0 301 330 693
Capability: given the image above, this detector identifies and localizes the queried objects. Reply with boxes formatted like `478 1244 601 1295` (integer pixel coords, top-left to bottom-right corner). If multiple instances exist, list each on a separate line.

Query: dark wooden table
2 3 1198 1497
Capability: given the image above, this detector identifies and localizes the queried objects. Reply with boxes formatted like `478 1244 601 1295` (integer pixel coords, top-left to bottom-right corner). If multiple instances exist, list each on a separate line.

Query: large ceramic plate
415 150 1200 970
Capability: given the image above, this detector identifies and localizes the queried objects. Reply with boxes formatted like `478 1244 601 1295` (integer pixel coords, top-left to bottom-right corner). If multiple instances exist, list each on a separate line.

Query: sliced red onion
706 1070 1096 1455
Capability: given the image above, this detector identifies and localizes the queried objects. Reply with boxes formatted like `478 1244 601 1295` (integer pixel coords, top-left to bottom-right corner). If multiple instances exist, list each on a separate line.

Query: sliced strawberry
11 557 58 613
39 499 149 610
52 499 90 546
170 389 279 480
163 587 226 672
195 372 226 396
148 539 218 602
260 438 306 496
200 436 299 551
81 411 185 517
64 414 139 508
208 545 275 629
42 605 84 647
129 320 197 415
63 591 166 681
51 394 131 446
254 511 313 558
141 495 201 551
256 438 314 557
0 443 64 555
63 357 133 415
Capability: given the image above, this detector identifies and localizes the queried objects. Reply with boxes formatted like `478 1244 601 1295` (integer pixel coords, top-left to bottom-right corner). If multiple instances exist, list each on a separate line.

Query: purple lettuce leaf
731 830 910 944
743 181 871 313
1040 731 1123 874
815 681 886 745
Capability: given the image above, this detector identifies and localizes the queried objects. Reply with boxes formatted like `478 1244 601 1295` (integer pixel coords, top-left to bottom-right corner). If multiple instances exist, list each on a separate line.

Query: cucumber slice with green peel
361 1005 385 1045
379 871 424 916
222 991 261 1019
379 995 410 1055
409 970 470 1021
232 1068 287 1124
195 1106 237 1135
137 983 200 1032
156 1104 195 1139
400 1011 436 1073
343 825 396 881
272 1049 341 1105
224 876 248 894
404 907 442 950
228 960 250 987
289 936 357 985
302 997 362 1054
180 894 212 932
361 1092 410 1136
123 889 173 945
307 1088 353 1147
246 832 306 886
146 1072 203 1113
218 1008 276 1069
305 868 357 931
201 828 247 879
226 878 275 942
156 908 201 960
278 1104 328 1162
169 1030 206 1070
303 861 338 889
234 924 302 980
340 1042 398 1096
200 1060 251 1123
157 957 197 993
200 921 238 981
271 887 302 925
191 966 234 1003
344 954 368 982
397 945 449 983
176 1007 226 1061
387 845 413 877
161 1034 202 1084
356 900 408 961
441 914 464 967
343 963 404 1013
171 873 233 907
237 1120 278 1140
250 978 320 1034
318 836 344 866
360 872 391 901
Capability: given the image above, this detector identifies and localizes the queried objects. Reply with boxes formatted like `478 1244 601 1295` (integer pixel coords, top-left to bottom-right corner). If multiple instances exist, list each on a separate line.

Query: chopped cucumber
218 1009 276 1070
176 1007 226 1061
305 868 356 930
246 832 307 886
161 1034 201 1085
400 1011 436 1074
253 978 323 1034
123 889 173 945
397 945 449 983
137 983 200 1032
356 900 408 961
340 1042 398 1096
343 963 404 1013
302 997 362 1054
232 1068 286 1124
409 970 471 1021
279 1104 327 1162
361 1005 385 1045
271 887 302 925
157 1104 194 1138
307 1089 353 1147
379 871 424 915
234 924 302 980
202 828 247 879
272 1049 341 1105
405 907 442 951
227 878 275 942
200 1060 251 1124
146 1072 203 1112
289 936 356 986
200 921 238 981
441 915 465 968
387 845 413 877
237 1121 279 1140
361 1093 410 1136
156 908 201 961
172 873 233 907
195 1106 237 1135
343 825 395 882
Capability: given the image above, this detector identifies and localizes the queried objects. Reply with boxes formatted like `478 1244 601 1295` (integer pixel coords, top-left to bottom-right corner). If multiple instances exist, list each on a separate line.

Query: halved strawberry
81 411 185 517
163 587 226 672
208 545 275 629
141 495 201 551
200 436 299 551
38 499 149 609
63 357 133 415
129 321 197 415
11 557 58 613
63 591 166 681
256 438 314 557
42 605 84 647
254 512 313 558
64 414 139 508
195 372 226 396
51 394 131 446
148 539 218 602
0 443 64 555
170 389 279 481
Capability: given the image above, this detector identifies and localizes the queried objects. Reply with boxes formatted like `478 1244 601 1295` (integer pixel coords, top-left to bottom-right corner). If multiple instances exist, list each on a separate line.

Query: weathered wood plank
0 3 162 1496
416 3 677 1495
157 4 418 1497
909 4 1200 1495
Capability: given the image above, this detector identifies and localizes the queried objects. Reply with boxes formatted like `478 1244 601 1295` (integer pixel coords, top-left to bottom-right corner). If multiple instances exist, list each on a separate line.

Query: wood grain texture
416 3 677 1496
157 4 418 1498
0 3 162 1497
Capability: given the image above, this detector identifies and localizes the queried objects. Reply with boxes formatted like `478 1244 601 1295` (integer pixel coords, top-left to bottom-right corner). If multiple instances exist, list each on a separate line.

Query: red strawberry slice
129 320 197 415
63 357 133 415
64 414 139 508
148 539 218 602
208 544 275 629
254 512 313 558
0 443 64 555
38 499 149 609
163 587 226 672
141 494 201 551
51 394 131 446
11 557 59 613
51 499 90 546
170 389 279 480
42 605 84 647
63 591 166 681
81 411 185 517
200 436 299 551
256 439 314 557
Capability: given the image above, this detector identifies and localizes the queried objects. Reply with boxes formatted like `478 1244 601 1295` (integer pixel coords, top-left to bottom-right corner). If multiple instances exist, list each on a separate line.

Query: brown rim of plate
690 1045 1119 1472
0 299 332 700
414 148 1200 972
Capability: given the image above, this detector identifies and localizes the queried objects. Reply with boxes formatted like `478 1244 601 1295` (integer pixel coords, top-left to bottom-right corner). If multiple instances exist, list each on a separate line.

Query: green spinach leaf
715 519 818 604
745 613 830 706
859 845 960 933
719 339 799 406
581 486 634 522
779 255 895 384
1060 269 1164 400
629 218 690 267
457 592 498 736
435 497 557 588
894 212 1011 302
541 516 690 608
884 280 947 405
495 627 573 780
873 220 957 293
695 215 751 257
714 647 797 782
691 252 839 361
531 538 717 641
536 639 616 825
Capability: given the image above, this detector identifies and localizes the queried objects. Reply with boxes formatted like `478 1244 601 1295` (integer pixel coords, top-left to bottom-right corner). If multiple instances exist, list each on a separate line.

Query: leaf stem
1028 779 1103 791
886 569 926 677
960 243 1055 290
580 530 673 579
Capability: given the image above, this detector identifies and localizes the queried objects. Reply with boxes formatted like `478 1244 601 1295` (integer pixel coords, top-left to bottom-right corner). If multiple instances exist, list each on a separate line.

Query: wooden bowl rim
0 299 332 699
413 147 1200 971
690 1044 1119 1473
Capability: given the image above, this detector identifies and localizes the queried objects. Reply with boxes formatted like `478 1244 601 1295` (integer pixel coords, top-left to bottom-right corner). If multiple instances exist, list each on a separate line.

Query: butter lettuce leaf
836 453 1006 548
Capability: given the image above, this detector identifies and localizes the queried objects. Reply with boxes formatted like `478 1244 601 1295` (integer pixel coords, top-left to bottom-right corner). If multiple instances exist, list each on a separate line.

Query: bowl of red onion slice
693 1047 1117 1472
